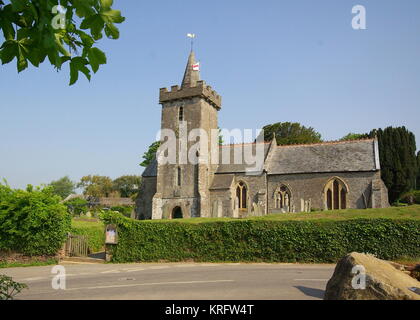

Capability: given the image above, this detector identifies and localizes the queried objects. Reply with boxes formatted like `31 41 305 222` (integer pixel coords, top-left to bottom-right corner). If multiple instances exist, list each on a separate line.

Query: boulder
324 252 420 300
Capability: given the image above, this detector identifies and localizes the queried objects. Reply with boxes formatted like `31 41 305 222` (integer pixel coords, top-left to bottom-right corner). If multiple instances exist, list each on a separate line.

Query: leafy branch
0 0 125 85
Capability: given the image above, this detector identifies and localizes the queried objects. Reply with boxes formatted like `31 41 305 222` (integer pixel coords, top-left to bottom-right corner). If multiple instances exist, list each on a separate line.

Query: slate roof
265 139 379 175
215 143 271 174
142 158 158 177
141 139 379 177
209 174 234 190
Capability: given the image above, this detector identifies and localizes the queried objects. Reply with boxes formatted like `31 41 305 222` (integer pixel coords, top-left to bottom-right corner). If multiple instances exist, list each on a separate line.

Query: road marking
21 277 45 281
294 279 329 281
122 268 145 272
100 270 121 274
148 266 170 270
65 279 234 291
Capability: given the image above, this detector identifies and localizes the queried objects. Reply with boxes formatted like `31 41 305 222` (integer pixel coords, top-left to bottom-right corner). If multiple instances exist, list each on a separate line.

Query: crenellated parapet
159 80 222 110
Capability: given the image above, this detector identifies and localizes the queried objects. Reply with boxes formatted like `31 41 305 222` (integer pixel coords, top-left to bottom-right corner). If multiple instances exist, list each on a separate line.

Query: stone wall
135 176 156 220
267 171 385 212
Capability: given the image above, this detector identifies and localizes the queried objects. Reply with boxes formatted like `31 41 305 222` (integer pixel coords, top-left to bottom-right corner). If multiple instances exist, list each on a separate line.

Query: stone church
135 51 389 220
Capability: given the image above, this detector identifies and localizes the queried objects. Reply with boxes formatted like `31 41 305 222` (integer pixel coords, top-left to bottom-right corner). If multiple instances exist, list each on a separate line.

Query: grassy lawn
139 205 420 224
71 218 105 253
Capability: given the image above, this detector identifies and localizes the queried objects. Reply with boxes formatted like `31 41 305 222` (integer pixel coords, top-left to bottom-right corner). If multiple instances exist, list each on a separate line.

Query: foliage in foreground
0 275 27 300
0 184 71 255
0 0 125 85
100 211 420 264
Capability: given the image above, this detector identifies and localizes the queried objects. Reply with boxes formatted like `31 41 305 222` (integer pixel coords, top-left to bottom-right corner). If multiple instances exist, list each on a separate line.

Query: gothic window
274 185 292 211
236 182 247 210
178 106 184 121
324 178 348 210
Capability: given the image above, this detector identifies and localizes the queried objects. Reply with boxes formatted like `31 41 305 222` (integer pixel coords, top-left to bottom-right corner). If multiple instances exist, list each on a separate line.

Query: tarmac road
1 262 335 300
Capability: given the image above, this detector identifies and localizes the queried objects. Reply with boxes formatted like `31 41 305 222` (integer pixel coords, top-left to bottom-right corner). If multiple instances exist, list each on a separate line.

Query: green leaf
88 47 106 73
0 40 18 65
100 0 114 10
69 57 91 85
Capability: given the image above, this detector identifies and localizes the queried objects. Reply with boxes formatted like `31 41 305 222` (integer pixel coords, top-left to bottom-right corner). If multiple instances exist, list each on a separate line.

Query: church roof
142 158 158 177
265 139 379 175
209 174 234 190
215 142 272 174
141 139 379 177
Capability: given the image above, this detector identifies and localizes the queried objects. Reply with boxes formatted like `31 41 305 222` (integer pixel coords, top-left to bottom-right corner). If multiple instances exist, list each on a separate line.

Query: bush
0 184 71 256
110 206 133 218
64 198 88 216
71 220 104 253
400 190 420 205
100 211 420 263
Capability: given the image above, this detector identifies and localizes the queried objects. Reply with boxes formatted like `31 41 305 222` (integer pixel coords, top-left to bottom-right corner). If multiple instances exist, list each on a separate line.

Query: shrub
100 211 420 263
400 190 420 205
0 275 27 300
110 206 133 218
64 198 88 216
0 184 71 256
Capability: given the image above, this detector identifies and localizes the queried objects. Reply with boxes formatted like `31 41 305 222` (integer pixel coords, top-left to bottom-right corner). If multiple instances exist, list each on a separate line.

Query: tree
370 127 418 202
261 122 322 145
340 133 370 141
77 175 113 198
416 151 420 190
140 141 161 167
49 176 75 199
0 0 124 85
112 175 141 198
64 197 88 216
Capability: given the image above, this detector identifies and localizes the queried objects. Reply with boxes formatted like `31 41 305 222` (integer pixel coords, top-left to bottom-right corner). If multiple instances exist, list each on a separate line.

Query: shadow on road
88 252 106 260
294 286 325 299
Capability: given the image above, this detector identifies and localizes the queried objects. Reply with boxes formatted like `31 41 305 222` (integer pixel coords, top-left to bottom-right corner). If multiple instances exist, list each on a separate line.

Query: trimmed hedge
101 211 420 263
71 220 104 253
0 184 71 256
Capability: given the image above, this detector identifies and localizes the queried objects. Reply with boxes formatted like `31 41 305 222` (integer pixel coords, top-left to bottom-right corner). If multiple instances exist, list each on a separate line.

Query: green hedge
71 220 104 253
101 211 420 263
0 184 71 256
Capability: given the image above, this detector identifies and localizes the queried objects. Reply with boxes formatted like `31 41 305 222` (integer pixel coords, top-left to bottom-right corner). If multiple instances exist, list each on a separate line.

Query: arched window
178 106 184 121
324 178 348 210
236 182 247 210
274 185 292 211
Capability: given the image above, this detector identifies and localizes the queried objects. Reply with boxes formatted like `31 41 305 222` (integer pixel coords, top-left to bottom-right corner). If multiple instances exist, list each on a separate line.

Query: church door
172 206 183 219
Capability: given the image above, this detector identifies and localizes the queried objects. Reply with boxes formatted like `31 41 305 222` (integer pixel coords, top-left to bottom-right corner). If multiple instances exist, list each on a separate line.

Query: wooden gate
65 234 88 257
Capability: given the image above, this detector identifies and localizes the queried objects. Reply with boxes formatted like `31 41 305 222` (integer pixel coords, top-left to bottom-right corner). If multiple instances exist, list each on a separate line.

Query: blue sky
1 0 419 189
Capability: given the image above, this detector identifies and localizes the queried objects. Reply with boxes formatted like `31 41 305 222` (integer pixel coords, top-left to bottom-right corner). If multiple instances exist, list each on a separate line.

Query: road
1 262 335 300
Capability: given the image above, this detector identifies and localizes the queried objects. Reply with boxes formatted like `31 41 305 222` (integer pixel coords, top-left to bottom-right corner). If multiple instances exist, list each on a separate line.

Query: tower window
179 106 184 121
177 167 181 186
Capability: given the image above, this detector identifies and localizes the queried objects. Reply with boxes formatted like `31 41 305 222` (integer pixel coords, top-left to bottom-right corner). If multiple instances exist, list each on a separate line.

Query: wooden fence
65 234 88 257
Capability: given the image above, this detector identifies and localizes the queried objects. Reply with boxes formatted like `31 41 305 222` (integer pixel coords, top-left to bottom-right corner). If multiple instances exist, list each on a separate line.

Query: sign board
105 224 118 244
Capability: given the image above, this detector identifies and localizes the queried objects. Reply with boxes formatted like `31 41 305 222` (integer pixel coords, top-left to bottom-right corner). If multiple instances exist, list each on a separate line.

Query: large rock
324 252 420 300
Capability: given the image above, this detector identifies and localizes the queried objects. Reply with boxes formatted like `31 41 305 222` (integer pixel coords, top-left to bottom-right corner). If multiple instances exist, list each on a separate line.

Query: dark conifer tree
369 126 417 202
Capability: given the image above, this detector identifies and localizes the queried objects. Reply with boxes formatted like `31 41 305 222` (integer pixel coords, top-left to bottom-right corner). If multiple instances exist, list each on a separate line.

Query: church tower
152 51 222 219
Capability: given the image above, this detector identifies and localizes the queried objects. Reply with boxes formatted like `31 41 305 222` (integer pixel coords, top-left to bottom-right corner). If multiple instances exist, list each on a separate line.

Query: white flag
187 33 196 38
192 62 200 71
